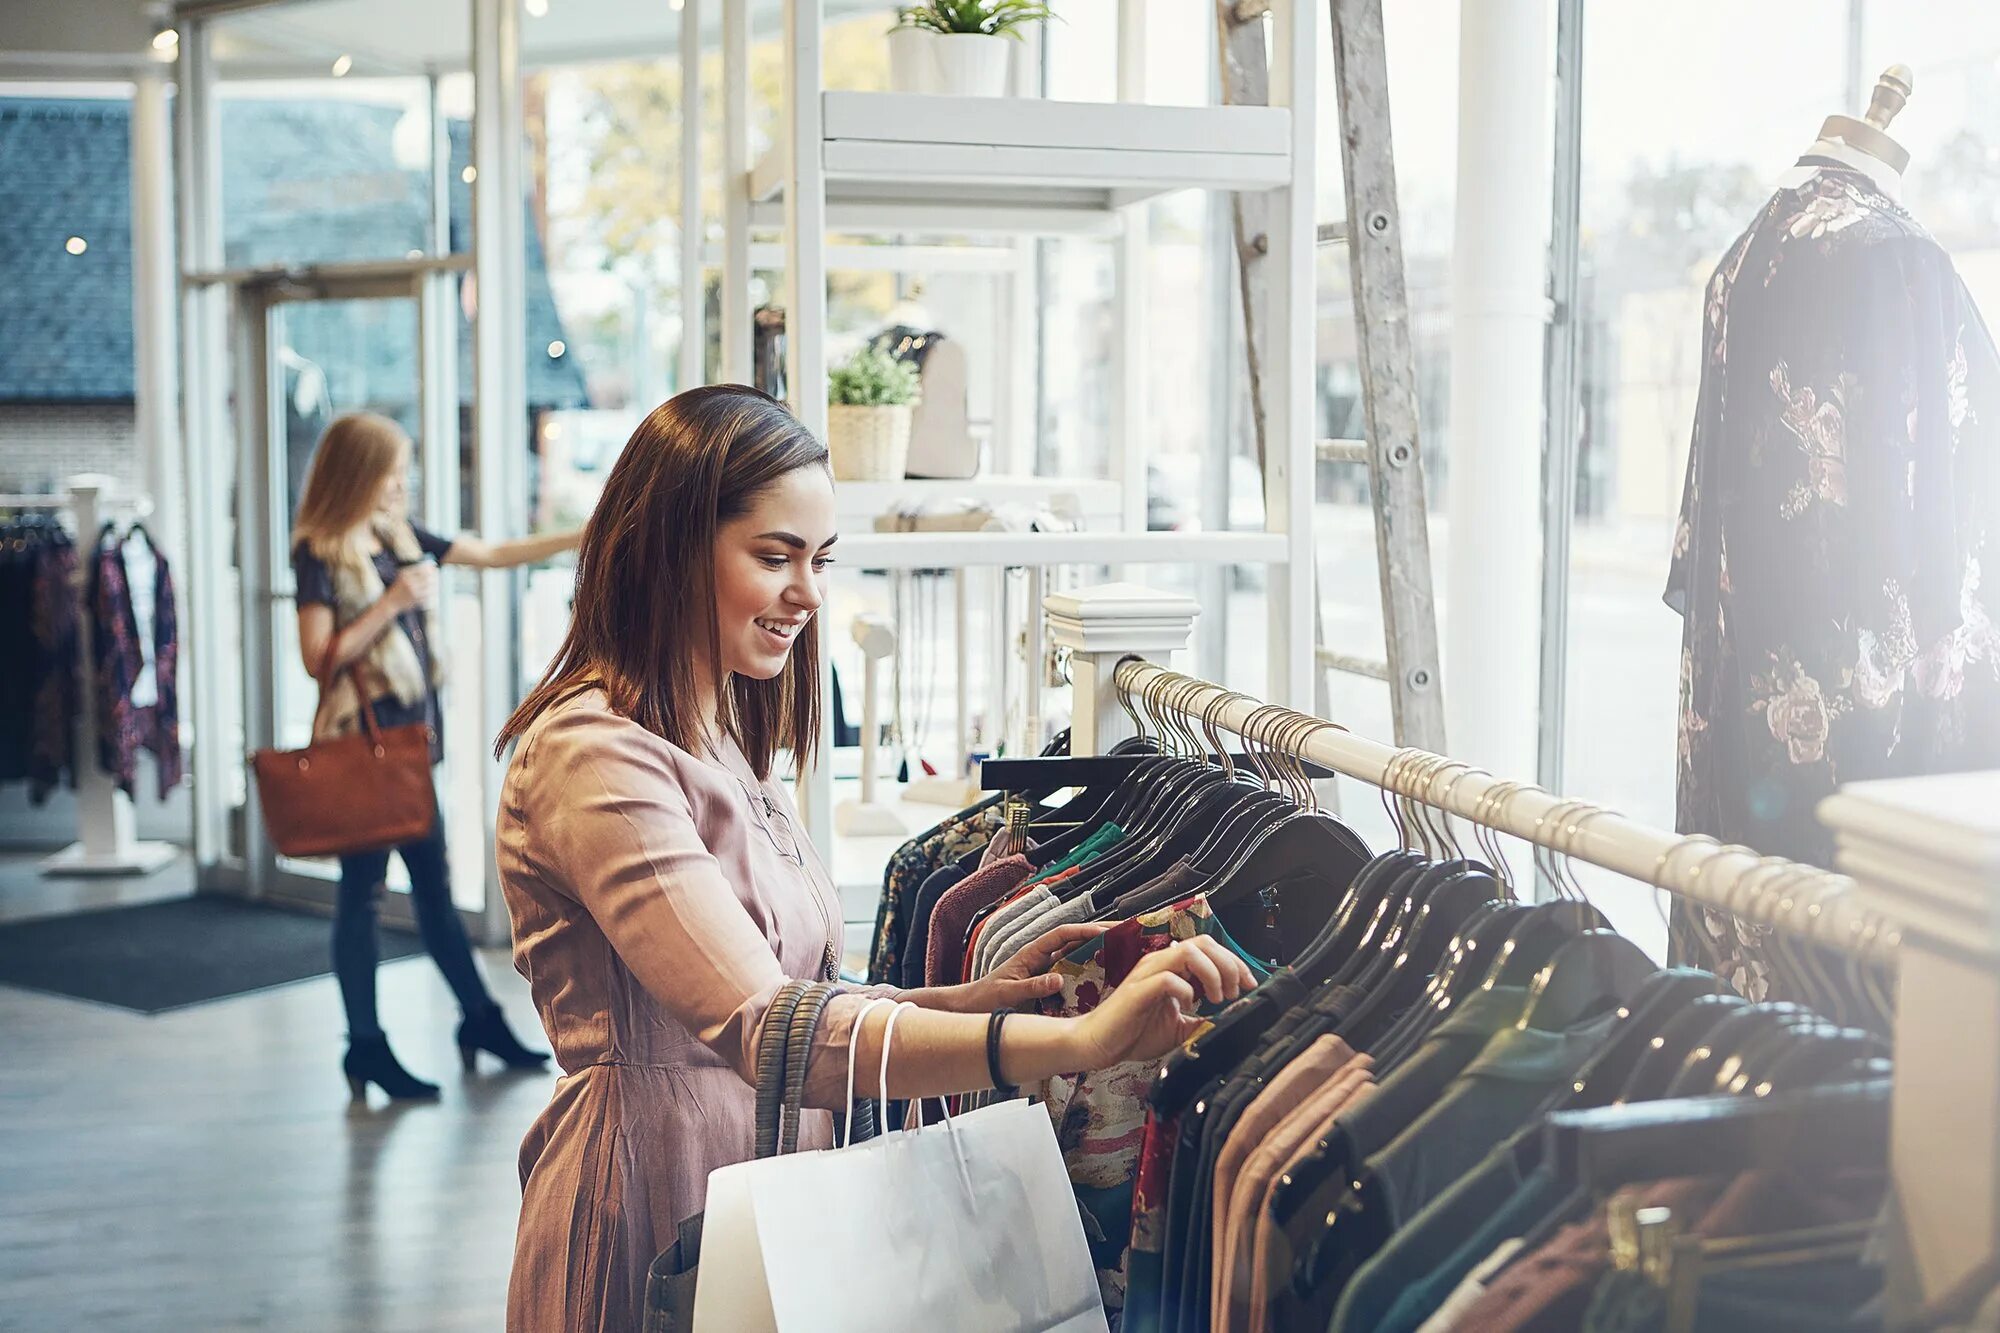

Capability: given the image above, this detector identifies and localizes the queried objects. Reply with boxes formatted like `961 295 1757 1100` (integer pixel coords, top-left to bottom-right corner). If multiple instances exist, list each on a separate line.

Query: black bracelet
986 1009 1015 1099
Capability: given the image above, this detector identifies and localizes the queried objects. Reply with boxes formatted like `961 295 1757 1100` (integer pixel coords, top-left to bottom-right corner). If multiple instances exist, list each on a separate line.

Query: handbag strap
309 628 385 746
780 983 838 1156
754 981 811 1160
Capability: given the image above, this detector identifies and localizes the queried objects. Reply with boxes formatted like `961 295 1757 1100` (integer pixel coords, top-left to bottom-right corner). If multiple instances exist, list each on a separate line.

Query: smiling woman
489 384 1255 1331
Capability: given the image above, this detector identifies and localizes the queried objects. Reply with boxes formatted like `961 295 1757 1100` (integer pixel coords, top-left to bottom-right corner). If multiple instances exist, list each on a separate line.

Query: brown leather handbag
250 637 437 858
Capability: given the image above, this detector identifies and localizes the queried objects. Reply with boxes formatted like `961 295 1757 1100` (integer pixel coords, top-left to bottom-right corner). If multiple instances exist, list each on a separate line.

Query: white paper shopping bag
750 1097 1108 1333
691 1000 1106 1333
686 1155 779 1333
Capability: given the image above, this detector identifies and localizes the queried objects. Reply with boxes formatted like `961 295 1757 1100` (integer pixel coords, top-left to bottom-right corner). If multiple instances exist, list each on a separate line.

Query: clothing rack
1108 657 1895 969
10 474 175 877
1043 581 2000 1317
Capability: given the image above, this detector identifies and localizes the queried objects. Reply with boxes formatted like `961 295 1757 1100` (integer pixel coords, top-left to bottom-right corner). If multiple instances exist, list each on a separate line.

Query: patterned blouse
1035 894 1272 1314
1668 161 2000 996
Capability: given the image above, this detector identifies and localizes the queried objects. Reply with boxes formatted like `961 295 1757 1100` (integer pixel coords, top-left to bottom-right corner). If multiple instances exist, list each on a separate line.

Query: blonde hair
292 411 421 571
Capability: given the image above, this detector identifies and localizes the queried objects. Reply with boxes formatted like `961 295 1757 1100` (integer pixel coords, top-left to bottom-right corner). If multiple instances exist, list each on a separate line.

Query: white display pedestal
1819 771 2000 1319
42 475 178 879
1043 582 1199 756
834 613 906 838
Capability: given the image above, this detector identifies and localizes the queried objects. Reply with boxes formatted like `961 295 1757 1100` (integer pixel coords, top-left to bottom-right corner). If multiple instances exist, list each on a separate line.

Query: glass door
236 270 483 929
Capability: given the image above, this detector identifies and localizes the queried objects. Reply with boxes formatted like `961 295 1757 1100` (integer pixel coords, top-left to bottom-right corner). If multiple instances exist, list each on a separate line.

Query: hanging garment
1034 893 1273 1315
1668 160 2000 996
866 799 1005 983
0 519 81 800
88 522 182 799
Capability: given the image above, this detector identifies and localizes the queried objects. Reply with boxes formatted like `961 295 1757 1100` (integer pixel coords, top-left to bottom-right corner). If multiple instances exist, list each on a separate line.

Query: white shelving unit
695 0 1320 854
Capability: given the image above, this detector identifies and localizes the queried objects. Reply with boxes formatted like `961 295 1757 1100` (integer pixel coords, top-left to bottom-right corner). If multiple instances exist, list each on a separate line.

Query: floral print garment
1035 895 1271 1315
1668 163 2000 997
866 801 1004 983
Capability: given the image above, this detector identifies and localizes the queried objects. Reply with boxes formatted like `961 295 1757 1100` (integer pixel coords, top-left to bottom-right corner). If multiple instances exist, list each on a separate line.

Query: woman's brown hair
496 384 829 778
292 411 421 570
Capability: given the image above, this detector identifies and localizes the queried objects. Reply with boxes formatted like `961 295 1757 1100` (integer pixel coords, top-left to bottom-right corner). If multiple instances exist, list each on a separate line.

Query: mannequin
1777 64 1912 198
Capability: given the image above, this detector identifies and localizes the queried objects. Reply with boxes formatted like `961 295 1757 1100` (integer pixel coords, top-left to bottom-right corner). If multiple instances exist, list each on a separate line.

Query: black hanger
1321 857 1438 989
1546 1079 1890 1196
1287 850 1424 987
1064 769 1243 900
1615 992 1748 1103
1662 1002 1807 1098
1339 872 1502 1050
1481 899 1606 989
1519 931 1659 1032
1369 902 1534 1070
1547 967 1718 1112
1197 809 1371 913
1759 1028 1890 1092
1712 1015 1837 1095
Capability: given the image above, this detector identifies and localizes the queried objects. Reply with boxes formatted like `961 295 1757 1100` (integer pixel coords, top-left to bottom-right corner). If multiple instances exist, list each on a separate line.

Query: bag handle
754 981 811 1160
780 983 838 1157
308 628 386 747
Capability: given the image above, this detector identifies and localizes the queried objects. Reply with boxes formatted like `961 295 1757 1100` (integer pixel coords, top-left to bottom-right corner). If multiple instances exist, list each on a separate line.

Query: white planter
930 33 1011 98
887 27 938 95
826 403 914 481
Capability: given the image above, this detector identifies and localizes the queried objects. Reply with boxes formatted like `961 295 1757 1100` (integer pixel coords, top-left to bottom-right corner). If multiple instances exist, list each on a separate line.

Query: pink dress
498 689 894 1331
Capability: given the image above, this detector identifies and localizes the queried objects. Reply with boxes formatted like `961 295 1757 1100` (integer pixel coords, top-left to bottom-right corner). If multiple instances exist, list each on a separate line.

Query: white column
720 0 752 384
175 18 231 871
473 0 528 942
1045 583 1199 756
785 0 834 856
678 0 705 393
1442 0 1551 776
1108 0 1148 545
1819 772 2000 1321
130 72 181 568
1266 0 1318 716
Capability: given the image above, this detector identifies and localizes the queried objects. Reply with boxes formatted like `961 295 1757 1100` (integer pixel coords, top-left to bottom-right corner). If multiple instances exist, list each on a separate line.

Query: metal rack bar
1113 658 1896 962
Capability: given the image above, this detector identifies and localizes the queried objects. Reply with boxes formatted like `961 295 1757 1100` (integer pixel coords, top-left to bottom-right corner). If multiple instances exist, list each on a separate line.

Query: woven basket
826 403 913 481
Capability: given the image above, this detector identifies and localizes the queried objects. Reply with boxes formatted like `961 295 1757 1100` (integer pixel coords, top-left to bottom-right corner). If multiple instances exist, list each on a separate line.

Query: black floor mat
0 894 422 1014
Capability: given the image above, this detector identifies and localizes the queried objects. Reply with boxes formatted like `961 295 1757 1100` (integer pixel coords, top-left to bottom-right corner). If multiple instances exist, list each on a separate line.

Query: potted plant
887 11 939 94
827 347 922 481
892 1 1055 98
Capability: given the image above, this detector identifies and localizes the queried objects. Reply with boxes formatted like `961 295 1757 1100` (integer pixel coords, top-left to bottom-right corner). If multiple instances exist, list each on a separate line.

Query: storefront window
1563 1 2000 950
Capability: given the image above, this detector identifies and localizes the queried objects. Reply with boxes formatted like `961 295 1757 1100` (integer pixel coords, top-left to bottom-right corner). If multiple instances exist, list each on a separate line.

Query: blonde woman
292 411 580 1101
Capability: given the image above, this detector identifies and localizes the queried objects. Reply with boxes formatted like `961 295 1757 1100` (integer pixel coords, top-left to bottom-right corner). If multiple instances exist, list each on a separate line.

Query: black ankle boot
457 1004 550 1072
343 1035 441 1102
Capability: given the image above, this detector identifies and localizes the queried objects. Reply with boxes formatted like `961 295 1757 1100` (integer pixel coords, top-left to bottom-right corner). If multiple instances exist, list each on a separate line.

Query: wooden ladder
1220 0 1447 750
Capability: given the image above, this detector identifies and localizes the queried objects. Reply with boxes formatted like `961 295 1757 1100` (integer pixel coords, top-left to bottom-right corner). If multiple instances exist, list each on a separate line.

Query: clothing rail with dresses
1032 580 2000 1325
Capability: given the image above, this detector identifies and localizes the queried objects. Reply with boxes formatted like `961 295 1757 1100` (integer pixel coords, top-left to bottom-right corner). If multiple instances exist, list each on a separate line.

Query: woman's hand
384 560 437 613
953 922 1110 1012
1064 937 1257 1070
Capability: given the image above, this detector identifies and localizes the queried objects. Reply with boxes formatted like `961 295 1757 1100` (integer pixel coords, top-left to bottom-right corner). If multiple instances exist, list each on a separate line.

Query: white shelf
836 529 1288 570
836 474 1123 525
748 92 1293 228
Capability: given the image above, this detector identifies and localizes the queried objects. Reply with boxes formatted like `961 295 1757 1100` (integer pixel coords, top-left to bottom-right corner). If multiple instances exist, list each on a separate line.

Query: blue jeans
333 812 491 1040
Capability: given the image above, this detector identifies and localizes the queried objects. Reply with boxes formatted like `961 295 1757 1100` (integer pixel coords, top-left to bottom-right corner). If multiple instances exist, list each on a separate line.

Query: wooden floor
0 854 553 1331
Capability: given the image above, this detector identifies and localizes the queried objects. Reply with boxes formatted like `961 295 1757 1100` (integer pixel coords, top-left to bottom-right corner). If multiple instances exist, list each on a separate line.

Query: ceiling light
547 340 567 358
152 29 179 51
330 54 353 77
525 0 549 15
65 236 87 255
544 421 564 440
461 165 477 183
668 0 684 9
